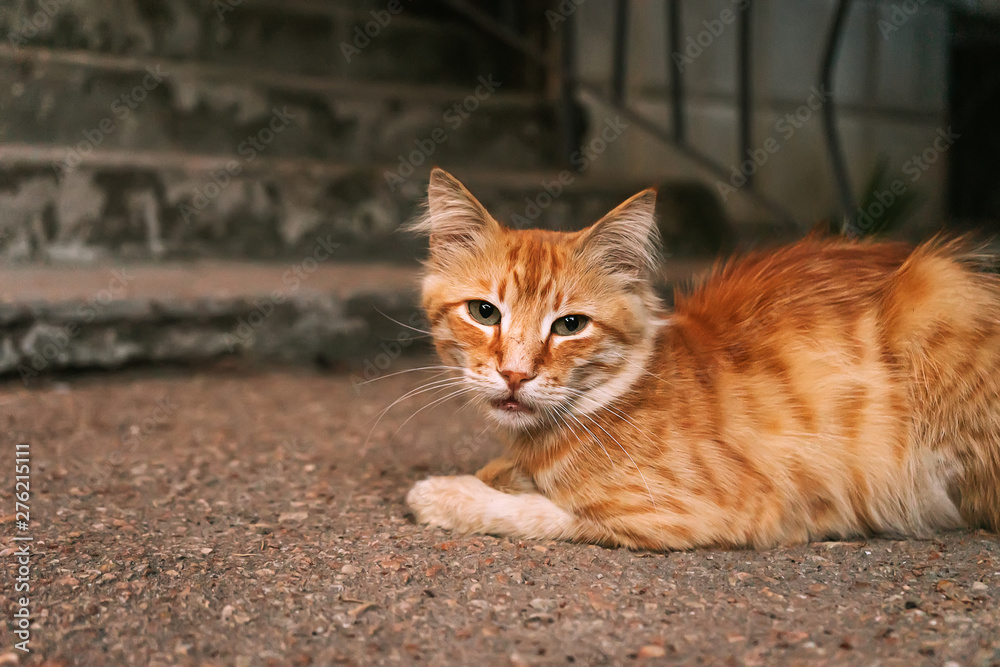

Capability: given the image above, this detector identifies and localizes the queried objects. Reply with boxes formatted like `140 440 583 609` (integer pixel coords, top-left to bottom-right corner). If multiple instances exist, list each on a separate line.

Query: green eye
468 300 501 326
552 314 589 336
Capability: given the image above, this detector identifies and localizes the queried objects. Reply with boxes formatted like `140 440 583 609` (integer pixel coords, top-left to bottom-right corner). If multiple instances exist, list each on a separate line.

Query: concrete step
0 258 712 380
0 260 418 380
0 161 738 263
0 0 541 87
0 46 556 171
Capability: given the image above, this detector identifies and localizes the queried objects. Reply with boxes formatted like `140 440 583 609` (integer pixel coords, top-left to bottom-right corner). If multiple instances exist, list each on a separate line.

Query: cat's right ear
407 168 498 262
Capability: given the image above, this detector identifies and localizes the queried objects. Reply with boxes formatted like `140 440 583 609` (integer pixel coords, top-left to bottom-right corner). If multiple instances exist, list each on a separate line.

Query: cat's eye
468 300 501 326
552 314 589 336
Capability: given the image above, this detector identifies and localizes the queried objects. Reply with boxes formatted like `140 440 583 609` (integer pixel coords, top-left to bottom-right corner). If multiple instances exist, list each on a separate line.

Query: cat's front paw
406 475 489 534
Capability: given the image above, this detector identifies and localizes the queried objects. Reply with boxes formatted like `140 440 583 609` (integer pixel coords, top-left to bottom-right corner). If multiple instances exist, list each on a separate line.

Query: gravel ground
1 358 999 666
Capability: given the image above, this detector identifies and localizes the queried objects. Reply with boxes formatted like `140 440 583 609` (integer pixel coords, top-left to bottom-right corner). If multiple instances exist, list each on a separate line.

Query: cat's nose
499 369 535 391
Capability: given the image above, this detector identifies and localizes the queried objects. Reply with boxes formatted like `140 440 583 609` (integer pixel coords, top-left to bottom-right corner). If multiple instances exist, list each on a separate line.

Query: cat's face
414 169 663 431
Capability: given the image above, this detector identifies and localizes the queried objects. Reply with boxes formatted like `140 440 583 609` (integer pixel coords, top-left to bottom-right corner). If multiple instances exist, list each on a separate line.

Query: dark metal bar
738 1 753 187
819 0 856 235
558 8 579 163
612 0 629 104
667 0 685 143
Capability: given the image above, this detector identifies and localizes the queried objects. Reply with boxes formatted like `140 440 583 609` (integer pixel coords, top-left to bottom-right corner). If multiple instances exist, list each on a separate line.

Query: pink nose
500 370 535 391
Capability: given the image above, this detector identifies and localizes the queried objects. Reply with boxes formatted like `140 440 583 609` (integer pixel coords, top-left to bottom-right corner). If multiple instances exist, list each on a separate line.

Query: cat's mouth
490 396 533 413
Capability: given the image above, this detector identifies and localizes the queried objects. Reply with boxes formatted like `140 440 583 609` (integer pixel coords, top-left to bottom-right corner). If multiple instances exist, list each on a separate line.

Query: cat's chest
518 433 614 502
528 455 588 507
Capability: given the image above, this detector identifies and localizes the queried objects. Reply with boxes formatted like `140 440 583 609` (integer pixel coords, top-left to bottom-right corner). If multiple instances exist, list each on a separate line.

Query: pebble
638 645 666 658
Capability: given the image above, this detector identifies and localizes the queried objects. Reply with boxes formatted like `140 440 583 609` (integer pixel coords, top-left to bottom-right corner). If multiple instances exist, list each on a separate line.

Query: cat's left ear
577 189 660 278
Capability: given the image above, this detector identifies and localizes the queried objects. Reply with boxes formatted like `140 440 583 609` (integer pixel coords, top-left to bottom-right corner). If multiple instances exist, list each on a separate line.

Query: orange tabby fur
405 168 1000 550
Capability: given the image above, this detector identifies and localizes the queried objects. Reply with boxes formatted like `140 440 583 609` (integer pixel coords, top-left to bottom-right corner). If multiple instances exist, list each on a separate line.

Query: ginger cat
405 168 1000 550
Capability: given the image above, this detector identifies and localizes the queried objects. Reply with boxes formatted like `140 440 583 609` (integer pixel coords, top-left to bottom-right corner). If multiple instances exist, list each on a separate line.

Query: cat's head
411 168 664 431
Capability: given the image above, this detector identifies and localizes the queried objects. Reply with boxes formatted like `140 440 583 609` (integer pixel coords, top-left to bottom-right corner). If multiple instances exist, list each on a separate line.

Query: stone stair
0 257 712 381
0 0 725 378
0 260 415 380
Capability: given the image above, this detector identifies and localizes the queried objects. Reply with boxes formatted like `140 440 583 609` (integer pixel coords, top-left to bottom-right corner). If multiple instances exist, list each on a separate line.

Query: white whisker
392 386 479 437
355 365 465 387
559 406 615 467
561 386 660 444
363 377 465 451
610 350 671 385
373 306 433 335
576 410 658 513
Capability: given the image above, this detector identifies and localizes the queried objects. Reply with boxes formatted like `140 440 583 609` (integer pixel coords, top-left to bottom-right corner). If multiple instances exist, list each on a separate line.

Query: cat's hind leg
407 475 599 542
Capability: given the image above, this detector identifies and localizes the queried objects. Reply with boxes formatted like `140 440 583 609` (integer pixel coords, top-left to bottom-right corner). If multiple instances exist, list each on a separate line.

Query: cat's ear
577 189 660 278
408 168 499 261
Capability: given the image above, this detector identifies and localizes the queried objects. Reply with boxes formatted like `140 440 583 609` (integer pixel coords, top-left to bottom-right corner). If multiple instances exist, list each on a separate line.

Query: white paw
406 475 490 533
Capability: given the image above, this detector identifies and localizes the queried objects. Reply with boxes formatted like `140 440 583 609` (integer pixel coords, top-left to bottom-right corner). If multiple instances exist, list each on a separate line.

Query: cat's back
673 237 912 333
669 236 1000 359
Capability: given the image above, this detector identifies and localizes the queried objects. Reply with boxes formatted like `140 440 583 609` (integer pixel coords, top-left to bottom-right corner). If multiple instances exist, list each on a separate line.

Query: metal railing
439 0 867 235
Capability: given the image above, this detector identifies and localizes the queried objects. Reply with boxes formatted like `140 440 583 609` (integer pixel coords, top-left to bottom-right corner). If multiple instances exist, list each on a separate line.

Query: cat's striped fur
405 168 1000 550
